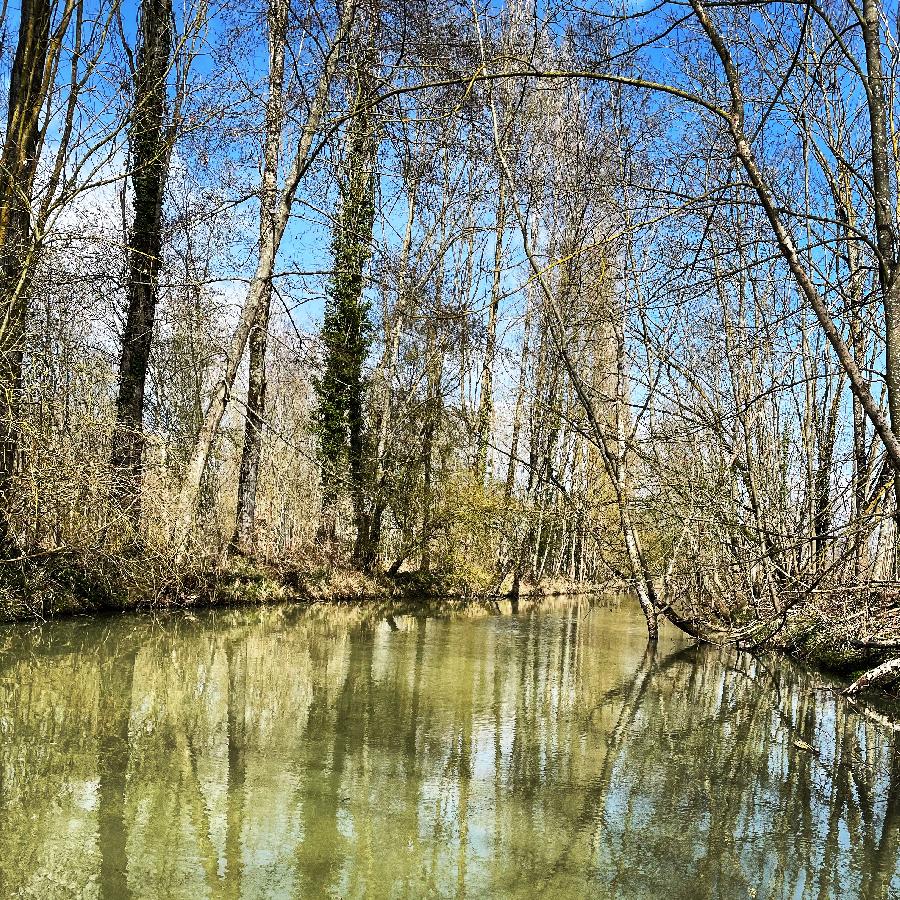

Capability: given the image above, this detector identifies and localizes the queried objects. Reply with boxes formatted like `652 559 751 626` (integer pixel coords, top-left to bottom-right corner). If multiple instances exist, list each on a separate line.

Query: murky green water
0 597 898 899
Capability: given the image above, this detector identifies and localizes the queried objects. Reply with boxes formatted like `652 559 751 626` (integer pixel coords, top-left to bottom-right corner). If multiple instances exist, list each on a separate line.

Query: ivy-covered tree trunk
232 0 288 553
111 0 174 522
316 23 378 567
0 0 55 545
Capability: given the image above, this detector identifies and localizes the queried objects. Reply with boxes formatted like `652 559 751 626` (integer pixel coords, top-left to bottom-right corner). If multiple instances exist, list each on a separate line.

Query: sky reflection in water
0 597 898 898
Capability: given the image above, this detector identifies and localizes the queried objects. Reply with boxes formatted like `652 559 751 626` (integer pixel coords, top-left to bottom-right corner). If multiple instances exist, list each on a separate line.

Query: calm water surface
0 597 898 899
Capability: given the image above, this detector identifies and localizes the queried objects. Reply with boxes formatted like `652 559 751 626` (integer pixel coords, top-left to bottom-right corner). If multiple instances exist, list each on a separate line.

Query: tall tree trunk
111 0 174 523
505 284 532 499
812 375 842 567
419 397 435 573
346 158 376 565
860 0 900 569
315 15 379 568
473 180 506 481
507 173 662 639
831 163 872 574
345 46 380 570
0 0 55 544
231 0 288 553
363 186 417 568
419 304 443 573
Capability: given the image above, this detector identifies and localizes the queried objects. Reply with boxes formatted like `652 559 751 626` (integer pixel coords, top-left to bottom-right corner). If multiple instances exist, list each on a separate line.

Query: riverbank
733 585 900 698
2 547 898 702
773 604 900 698
0 546 601 623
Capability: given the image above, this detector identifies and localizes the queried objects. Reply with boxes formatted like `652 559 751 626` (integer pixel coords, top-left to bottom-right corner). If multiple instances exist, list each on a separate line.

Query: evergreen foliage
315 94 377 505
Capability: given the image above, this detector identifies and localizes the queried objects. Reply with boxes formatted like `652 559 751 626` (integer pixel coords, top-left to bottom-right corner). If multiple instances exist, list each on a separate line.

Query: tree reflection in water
0 598 897 898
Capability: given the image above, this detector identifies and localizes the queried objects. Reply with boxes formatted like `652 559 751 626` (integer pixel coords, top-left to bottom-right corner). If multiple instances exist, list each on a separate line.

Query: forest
1 0 900 697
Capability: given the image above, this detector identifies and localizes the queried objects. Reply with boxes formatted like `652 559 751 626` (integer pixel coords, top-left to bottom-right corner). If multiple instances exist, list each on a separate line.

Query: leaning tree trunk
688 0 900 498
111 0 174 524
503 153 662 639
231 0 288 553
0 0 54 545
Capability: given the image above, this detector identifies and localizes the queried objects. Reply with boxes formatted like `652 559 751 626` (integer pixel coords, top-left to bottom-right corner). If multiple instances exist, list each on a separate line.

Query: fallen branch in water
844 657 900 697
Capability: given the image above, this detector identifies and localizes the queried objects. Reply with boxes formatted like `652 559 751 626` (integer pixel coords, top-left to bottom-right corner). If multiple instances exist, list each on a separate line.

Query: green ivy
314 92 376 499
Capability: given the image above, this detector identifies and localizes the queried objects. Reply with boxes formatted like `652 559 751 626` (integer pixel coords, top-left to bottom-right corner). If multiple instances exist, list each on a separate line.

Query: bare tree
172 0 354 554
0 0 74 544
231 0 289 552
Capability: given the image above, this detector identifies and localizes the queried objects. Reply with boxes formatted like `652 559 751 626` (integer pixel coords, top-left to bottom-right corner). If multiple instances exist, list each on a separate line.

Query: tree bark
844 656 900 696
419 302 443 573
112 0 174 523
231 0 288 552
859 0 900 566
0 0 55 543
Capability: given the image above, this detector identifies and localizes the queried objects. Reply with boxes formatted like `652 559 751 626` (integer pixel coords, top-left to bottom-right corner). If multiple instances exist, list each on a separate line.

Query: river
0 596 898 898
